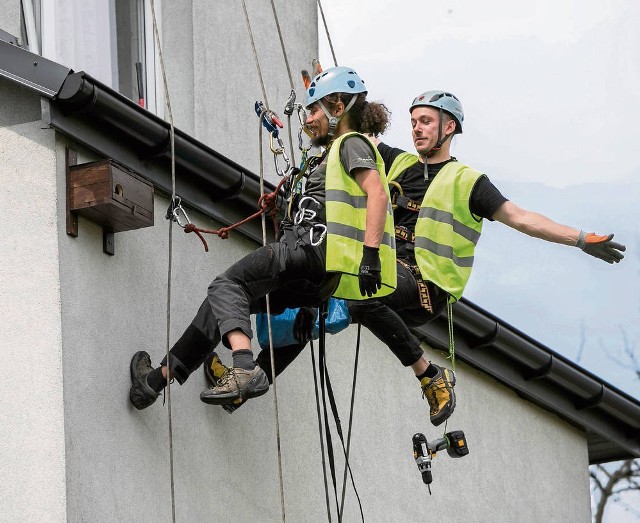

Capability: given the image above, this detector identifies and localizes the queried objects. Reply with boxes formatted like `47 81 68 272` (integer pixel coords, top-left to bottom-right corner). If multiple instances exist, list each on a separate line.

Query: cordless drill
412 430 469 492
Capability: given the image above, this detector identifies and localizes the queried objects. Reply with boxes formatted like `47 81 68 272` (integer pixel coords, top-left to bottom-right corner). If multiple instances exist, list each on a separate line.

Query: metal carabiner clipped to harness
293 196 318 225
295 104 313 153
310 224 327 246
165 196 191 228
270 134 291 177
256 100 291 177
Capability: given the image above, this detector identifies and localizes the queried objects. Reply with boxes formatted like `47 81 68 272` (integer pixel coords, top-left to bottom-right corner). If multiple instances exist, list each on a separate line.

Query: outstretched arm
492 201 625 263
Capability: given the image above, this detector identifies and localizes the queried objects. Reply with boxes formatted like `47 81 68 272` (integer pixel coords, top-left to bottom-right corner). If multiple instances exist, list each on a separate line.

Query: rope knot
259 191 277 211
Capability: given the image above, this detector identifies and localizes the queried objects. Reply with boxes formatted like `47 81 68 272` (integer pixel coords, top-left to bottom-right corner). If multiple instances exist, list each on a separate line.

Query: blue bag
256 298 351 350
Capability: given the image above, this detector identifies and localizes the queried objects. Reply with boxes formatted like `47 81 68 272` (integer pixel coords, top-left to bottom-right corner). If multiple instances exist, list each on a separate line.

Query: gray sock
232 349 256 371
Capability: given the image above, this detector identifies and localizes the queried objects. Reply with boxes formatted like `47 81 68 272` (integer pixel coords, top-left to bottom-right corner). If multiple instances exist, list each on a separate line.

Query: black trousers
163 223 339 384
255 257 447 381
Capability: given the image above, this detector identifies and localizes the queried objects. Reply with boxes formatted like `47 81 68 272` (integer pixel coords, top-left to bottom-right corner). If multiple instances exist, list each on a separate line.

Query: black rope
339 324 362 519
316 303 365 522
311 339 333 523
318 303 341 520
317 0 338 66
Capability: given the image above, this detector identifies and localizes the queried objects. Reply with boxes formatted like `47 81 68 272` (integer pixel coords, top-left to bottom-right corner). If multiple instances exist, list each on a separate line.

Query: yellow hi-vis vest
414 161 484 302
387 152 419 183
325 132 397 300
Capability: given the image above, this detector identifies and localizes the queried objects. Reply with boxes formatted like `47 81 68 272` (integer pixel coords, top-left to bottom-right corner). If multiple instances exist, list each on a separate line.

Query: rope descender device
255 101 291 177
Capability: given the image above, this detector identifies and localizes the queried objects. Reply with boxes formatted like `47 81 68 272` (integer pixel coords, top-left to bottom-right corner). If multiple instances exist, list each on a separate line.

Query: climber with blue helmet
129 66 398 409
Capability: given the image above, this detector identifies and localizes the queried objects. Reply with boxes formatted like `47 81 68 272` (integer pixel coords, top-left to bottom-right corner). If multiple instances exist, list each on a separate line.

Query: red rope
183 176 288 252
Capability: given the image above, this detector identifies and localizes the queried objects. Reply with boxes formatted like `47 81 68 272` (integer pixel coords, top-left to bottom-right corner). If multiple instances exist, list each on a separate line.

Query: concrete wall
163 0 317 187
1 1 592 522
0 83 67 522
0 0 20 38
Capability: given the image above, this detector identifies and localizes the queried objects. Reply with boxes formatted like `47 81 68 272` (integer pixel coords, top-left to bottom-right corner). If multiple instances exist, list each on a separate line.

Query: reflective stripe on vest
414 161 483 302
325 132 397 300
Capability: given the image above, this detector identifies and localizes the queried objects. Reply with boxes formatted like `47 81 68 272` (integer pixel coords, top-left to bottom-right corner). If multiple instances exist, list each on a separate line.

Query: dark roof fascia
414 298 640 464
0 38 71 96
2 37 638 464
0 28 19 46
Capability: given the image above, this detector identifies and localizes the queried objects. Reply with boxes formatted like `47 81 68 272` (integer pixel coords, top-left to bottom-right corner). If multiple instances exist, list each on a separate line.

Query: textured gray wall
0 110 66 520
162 0 317 187
0 0 592 521
0 0 20 37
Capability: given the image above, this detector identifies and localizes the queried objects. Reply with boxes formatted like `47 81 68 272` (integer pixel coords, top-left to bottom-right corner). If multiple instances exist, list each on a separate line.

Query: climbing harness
388 181 422 213
397 259 433 313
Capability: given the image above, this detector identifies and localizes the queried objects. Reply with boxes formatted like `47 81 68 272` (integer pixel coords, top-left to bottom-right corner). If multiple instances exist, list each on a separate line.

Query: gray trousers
164 223 339 383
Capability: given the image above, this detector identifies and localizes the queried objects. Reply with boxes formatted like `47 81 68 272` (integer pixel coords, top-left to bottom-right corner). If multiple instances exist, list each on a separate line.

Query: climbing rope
339 324 361 520
167 174 288 252
317 0 338 67
267 0 301 178
149 1 176 521
310 339 334 522
316 308 365 522
240 2 288 520
240 0 269 106
442 300 456 435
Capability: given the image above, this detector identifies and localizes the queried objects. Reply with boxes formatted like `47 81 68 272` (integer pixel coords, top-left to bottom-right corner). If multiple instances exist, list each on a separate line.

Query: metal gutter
0 38 269 243
0 39 70 96
45 71 269 243
414 299 640 463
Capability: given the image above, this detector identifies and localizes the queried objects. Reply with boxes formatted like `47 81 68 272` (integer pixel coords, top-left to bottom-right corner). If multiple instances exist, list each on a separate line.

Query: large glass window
34 0 159 114
115 0 146 107
20 0 41 54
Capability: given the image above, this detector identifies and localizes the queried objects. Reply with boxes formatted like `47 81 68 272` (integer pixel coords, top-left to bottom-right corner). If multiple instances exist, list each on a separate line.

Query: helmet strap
426 108 453 158
318 95 359 138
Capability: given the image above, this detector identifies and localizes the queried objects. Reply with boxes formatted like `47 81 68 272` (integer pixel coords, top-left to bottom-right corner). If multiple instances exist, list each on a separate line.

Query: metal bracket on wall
65 145 116 256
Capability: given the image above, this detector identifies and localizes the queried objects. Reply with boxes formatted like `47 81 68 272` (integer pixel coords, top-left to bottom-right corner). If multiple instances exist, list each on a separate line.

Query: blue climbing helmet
305 66 367 138
305 66 367 108
410 90 464 134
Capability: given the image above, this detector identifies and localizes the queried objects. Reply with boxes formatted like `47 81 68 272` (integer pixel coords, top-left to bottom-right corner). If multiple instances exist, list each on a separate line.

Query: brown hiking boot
203 352 244 413
200 366 269 405
420 364 456 426
203 352 229 386
129 351 160 410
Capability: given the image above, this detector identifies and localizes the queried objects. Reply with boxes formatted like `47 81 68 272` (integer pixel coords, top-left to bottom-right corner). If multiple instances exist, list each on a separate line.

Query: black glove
293 307 317 343
576 231 626 264
358 245 382 297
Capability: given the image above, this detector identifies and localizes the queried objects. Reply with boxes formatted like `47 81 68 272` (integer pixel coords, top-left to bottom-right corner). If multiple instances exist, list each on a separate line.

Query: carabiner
295 104 312 152
310 224 327 246
165 196 191 228
284 90 296 116
272 137 291 177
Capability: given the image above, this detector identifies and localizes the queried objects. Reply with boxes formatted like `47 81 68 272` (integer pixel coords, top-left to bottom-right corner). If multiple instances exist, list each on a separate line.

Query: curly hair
322 93 391 136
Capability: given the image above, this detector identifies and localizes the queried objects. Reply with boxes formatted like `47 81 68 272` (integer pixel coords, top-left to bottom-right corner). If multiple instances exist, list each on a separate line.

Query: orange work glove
576 231 626 263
